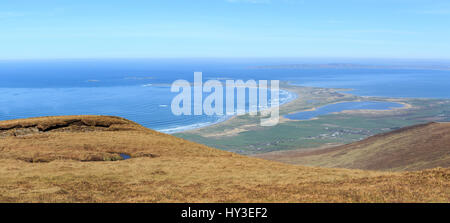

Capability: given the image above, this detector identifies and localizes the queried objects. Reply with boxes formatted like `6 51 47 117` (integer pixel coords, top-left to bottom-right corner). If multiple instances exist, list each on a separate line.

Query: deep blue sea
0 59 449 133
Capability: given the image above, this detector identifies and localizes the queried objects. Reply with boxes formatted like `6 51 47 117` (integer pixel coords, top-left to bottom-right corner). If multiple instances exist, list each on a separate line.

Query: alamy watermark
170 72 280 126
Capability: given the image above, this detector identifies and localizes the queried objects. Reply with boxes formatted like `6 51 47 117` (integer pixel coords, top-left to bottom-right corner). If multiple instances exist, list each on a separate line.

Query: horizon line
1 56 450 62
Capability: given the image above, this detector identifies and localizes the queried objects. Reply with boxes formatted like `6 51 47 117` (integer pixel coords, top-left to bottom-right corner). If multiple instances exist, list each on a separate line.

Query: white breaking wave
158 115 232 134
158 89 298 134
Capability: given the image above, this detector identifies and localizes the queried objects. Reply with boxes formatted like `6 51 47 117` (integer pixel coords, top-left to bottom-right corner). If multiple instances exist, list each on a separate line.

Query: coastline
172 87 298 134
130 83 417 133
175 83 434 141
158 114 233 134
175 83 360 137
283 99 411 121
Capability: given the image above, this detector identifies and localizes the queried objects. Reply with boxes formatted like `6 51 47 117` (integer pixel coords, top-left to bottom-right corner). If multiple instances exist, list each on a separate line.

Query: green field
175 84 450 155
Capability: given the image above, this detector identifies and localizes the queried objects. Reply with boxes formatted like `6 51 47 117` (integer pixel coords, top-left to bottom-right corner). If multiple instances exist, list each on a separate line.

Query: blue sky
1 0 450 59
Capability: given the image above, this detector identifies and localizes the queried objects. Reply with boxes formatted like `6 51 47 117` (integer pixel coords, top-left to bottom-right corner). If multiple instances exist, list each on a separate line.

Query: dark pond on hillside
119 154 131 160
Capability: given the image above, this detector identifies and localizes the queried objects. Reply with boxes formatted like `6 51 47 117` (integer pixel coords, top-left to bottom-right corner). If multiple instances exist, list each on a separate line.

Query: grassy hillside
255 122 450 171
0 116 448 202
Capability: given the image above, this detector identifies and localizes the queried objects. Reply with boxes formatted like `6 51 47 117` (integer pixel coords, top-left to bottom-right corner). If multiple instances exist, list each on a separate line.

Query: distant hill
0 116 448 202
255 122 450 171
248 63 450 70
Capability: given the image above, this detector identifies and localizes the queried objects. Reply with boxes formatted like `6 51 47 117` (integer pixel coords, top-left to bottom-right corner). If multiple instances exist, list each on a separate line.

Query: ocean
0 59 449 133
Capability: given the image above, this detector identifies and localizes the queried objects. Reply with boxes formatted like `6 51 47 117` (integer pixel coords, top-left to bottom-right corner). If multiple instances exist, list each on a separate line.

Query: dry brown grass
255 122 450 171
0 116 448 203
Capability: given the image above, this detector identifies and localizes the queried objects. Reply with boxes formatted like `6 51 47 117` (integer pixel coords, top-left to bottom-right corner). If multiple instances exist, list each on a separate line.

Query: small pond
119 153 131 160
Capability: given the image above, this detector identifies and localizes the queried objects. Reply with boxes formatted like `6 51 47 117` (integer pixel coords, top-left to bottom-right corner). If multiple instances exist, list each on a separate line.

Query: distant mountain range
249 63 450 70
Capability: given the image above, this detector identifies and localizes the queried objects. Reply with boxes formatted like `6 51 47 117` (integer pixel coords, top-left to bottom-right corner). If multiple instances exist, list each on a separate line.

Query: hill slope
255 122 450 171
0 116 448 202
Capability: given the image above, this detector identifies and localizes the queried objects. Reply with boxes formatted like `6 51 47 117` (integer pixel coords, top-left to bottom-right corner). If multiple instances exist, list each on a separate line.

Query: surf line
170 72 280 127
